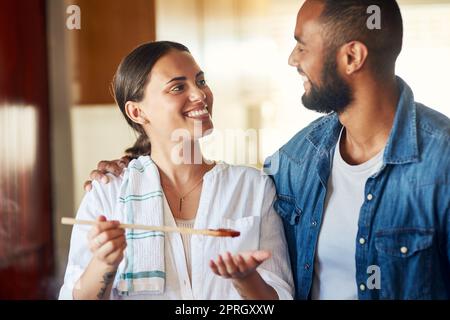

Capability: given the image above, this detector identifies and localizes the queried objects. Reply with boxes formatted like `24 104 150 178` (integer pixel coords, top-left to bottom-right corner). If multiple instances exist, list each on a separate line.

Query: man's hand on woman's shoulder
83 156 131 191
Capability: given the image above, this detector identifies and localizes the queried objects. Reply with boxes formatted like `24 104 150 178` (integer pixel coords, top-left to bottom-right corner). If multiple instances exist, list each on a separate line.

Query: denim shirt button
359 238 366 245
400 246 408 254
304 264 310 270
367 194 374 201
311 221 317 227
359 284 366 291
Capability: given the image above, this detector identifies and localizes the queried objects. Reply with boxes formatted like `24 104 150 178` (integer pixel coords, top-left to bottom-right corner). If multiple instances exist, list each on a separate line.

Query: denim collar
383 77 419 164
306 76 419 165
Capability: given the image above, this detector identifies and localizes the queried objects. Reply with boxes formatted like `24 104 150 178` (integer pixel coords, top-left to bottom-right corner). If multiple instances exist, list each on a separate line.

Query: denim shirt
264 77 450 299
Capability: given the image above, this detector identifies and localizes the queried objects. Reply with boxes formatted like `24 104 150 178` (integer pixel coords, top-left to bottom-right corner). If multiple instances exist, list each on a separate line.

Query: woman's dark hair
112 41 190 158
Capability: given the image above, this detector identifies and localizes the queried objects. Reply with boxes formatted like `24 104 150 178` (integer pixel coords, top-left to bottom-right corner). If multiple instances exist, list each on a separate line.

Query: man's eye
198 79 207 86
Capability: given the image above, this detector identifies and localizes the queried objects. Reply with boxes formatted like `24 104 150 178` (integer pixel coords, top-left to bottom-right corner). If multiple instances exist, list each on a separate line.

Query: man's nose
288 48 298 67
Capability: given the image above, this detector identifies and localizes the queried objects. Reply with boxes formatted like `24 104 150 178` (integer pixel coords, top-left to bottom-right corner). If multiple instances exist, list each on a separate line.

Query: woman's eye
171 84 185 92
198 79 207 87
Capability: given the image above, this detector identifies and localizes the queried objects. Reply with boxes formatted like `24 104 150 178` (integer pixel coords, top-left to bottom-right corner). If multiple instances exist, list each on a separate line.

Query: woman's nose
189 86 207 102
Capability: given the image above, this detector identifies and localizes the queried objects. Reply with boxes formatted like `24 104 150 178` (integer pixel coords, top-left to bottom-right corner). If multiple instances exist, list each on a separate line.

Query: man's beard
301 50 353 114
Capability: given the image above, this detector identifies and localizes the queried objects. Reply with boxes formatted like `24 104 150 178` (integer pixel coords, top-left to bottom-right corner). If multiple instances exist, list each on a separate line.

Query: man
85 0 450 299
263 0 449 299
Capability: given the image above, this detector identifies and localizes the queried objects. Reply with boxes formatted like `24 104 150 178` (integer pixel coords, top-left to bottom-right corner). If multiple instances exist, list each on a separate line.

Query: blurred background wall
0 0 53 299
1 0 449 299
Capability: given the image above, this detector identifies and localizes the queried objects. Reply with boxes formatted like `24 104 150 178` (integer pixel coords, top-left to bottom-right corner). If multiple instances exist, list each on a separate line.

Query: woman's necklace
162 176 204 213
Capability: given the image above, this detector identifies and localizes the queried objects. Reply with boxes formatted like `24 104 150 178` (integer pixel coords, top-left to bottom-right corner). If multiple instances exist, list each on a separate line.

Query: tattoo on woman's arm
97 271 115 299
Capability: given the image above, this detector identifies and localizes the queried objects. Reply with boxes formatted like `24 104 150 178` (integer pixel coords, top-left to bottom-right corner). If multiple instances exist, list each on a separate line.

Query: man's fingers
98 160 123 177
118 157 130 168
87 159 127 190
84 180 93 192
105 163 123 177
97 160 111 171
89 170 109 184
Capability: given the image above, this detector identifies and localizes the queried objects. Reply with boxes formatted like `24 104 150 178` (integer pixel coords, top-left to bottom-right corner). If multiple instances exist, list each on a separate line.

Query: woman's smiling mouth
184 106 210 119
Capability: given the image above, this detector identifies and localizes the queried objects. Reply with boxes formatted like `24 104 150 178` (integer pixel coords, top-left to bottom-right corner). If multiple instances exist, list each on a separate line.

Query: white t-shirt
174 216 195 284
59 163 294 300
311 130 384 300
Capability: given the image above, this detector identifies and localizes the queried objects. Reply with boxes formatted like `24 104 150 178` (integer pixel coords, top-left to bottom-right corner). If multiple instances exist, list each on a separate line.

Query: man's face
288 0 352 114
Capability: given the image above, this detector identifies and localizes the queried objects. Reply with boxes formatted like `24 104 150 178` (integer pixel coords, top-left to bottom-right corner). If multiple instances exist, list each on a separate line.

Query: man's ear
125 101 149 125
339 41 369 75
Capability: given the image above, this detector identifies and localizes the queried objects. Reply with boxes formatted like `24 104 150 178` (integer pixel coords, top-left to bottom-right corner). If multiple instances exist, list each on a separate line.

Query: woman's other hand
209 250 271 280
209 250 278 299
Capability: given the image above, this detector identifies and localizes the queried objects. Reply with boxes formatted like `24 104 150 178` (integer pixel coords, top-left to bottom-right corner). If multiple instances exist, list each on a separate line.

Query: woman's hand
209 250 278 299
83 156 131 191
209 250 271 280
87 215 127 268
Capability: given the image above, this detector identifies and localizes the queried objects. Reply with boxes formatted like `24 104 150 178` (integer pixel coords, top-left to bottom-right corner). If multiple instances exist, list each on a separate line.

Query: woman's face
139 49 214 143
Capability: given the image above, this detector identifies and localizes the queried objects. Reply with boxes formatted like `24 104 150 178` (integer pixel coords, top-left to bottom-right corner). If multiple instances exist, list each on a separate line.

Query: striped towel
116 155 165 296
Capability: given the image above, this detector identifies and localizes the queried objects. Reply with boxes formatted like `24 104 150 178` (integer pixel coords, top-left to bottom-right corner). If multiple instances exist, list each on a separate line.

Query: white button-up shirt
59 163 294 300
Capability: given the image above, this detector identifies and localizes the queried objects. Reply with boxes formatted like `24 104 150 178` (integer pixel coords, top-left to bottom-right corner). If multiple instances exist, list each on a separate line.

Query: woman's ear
125 101 149 125
340 41 369 75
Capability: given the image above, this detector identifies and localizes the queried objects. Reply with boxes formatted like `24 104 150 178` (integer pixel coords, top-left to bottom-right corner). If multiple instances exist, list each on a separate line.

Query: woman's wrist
94 256 120 271
231 271 278 300
231 270 259 287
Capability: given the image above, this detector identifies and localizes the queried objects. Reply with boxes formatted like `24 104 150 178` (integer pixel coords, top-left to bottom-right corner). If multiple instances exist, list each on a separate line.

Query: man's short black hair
319 0 403 77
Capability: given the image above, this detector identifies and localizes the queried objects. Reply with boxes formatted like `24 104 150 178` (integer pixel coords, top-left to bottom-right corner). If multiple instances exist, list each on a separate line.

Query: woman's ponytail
125 133 151 159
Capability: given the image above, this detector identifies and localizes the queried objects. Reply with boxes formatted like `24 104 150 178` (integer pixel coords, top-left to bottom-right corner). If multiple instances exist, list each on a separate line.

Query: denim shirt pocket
374 228 434 299
273 195 302 226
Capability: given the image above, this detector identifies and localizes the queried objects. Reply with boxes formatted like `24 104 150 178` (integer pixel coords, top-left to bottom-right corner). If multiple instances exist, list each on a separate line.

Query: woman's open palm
209 250 271 280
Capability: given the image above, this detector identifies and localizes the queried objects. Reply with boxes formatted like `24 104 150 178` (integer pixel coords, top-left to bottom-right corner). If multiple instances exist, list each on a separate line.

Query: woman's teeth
186 108 209 118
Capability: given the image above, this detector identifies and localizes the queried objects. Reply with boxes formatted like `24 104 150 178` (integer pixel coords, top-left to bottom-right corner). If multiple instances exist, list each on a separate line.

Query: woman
59 41 293 300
